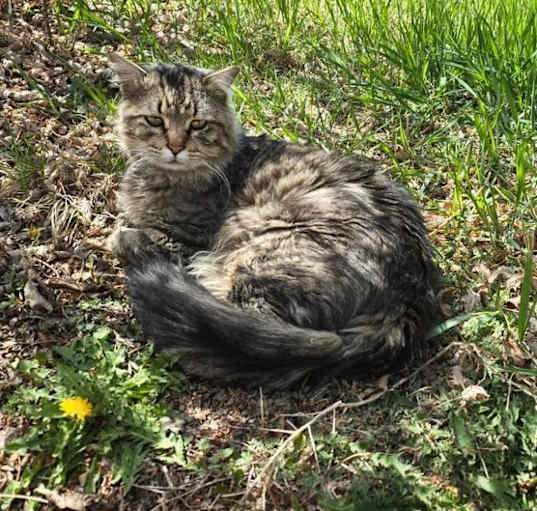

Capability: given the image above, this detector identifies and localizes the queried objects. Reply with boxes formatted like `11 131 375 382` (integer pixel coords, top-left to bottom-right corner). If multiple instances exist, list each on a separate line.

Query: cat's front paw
106 227 155 264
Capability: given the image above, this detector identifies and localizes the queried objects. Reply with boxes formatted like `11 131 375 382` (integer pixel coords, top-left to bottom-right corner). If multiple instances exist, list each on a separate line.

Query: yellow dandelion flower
59 397 93 422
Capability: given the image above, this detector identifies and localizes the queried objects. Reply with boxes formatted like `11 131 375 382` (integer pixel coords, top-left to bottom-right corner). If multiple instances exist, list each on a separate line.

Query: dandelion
59 397 93 422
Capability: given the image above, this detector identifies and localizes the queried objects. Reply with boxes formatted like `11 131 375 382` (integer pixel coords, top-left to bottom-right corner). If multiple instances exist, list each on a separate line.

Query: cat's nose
168 141 185 155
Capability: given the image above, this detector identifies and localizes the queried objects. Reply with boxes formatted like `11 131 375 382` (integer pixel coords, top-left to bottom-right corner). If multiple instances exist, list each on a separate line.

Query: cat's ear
204 66 240 93
108 53 147 96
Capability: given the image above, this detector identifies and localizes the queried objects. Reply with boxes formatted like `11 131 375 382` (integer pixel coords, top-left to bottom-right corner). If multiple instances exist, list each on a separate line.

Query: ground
1 1 537 510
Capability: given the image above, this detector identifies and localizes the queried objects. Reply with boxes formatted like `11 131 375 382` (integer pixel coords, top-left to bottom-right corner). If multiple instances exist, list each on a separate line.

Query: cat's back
237 139 378 205
224 139 420 248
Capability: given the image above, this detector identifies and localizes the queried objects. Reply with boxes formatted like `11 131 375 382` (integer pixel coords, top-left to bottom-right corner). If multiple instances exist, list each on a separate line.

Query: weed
2 0 537 508
0 133 46 192
1 327 186 507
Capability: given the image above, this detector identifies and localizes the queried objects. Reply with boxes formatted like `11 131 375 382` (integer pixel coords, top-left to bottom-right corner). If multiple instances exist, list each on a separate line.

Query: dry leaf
505 296 521 309
526 317 537 336
461 289 482 313
394 147 411 161
78 471 88 487
504 338 531 367
472 262 492 283
505 274 523 292
160 415 185 434
36 485 88 511
460 385 489 405
376 374 389 390
448 365 471 389
0 427 17 452
437 288 454 317
24 279 53 312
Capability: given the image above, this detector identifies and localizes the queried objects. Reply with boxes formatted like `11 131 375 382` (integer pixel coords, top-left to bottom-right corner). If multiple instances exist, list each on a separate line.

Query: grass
0 0 536 509
2 327 186 508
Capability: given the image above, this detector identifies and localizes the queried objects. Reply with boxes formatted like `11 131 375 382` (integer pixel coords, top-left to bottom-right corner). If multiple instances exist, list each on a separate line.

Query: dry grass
1 1 536 510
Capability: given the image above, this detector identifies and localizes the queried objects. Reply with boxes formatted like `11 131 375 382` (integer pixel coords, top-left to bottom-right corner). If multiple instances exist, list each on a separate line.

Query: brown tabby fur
108 54 442 389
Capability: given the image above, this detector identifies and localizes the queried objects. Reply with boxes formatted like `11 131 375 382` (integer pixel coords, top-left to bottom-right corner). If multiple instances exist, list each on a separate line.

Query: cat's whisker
201 161 231 198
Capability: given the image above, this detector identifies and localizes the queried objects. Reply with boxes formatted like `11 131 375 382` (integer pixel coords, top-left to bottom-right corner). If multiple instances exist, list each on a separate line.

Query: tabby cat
108 54 441 389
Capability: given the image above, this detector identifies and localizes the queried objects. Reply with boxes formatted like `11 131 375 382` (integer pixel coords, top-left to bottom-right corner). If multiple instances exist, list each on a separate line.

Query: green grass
0 133 47 192
1 327 186 509
1 0 537 509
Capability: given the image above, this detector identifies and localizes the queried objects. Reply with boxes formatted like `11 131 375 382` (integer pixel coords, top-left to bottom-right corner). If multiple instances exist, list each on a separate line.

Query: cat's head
109 54 241 174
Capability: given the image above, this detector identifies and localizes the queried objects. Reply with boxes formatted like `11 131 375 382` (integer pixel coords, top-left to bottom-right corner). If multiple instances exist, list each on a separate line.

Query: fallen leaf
472 262 492 283
449 365 471 389
504 338 531 367
0 427 17 452
160 415 185 434
519 476 537 495
490 266 515 284
376 374 389 390
394 147 411 161
505 272 524 291
36 485 88 511
526 317 537 336
24 279 53 312
461 289 482 313
505 296 521 309
436 288 454 317
460 385 489 405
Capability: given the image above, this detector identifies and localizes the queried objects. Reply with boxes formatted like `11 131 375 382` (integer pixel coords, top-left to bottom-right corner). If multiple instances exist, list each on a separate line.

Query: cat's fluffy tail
124 248 348 388
120 235 433 389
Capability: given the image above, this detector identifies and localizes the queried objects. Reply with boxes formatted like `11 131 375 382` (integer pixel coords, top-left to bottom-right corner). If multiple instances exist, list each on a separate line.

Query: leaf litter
1 2 536 510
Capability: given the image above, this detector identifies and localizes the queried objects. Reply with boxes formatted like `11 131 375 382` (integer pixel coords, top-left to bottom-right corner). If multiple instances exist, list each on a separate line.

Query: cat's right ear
108 54 147 96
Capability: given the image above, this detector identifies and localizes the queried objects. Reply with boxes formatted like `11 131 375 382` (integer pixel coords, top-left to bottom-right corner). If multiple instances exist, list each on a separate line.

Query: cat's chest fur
118 165 231 248
117 136 266 249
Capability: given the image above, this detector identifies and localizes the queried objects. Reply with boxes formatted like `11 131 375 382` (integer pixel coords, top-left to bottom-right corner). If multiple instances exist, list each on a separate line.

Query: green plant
2 327 186 508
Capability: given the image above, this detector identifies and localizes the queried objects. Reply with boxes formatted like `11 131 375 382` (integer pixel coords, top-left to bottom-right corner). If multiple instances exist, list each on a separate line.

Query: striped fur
109 56 441 389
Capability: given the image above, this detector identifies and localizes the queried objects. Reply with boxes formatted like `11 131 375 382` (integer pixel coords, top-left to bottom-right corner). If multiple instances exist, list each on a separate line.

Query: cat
108 54 442 390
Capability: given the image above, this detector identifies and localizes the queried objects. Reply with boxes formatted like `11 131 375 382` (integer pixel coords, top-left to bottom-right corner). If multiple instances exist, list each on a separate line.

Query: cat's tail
118 233 434 389
123 246 348 387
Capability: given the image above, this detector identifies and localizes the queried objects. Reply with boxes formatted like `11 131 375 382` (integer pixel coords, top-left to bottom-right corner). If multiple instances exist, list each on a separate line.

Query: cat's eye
190 119 208 130
145 116 164 127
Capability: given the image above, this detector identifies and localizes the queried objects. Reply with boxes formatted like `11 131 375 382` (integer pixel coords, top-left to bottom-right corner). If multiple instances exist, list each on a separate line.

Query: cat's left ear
204 66 240 91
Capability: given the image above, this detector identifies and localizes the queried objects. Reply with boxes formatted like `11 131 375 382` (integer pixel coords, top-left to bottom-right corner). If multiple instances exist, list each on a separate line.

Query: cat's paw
106 227 155 264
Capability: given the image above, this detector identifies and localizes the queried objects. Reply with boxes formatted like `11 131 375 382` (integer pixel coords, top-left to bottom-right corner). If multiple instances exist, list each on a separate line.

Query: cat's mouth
150 150 191 170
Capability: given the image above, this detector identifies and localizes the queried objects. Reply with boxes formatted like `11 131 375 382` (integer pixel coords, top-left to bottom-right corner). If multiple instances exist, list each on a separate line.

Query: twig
149 494 189 511
508 379 537 404
221 491 246 498
307 425 320 471
208 494 221 509
41 0 52 43
132 484 169 493
259 386 265 423
0 494 48 504
34 257 61 277
160 464 174 488
240 342 460 509
181 477 231 499
341 389 387 409
240 400 342 507
506 373 513 411
341 452 368 464
340 462 359 475
332 407 336 435
343 341 461 408
45 277 88 292
258 427 296 434
7 0 13 27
